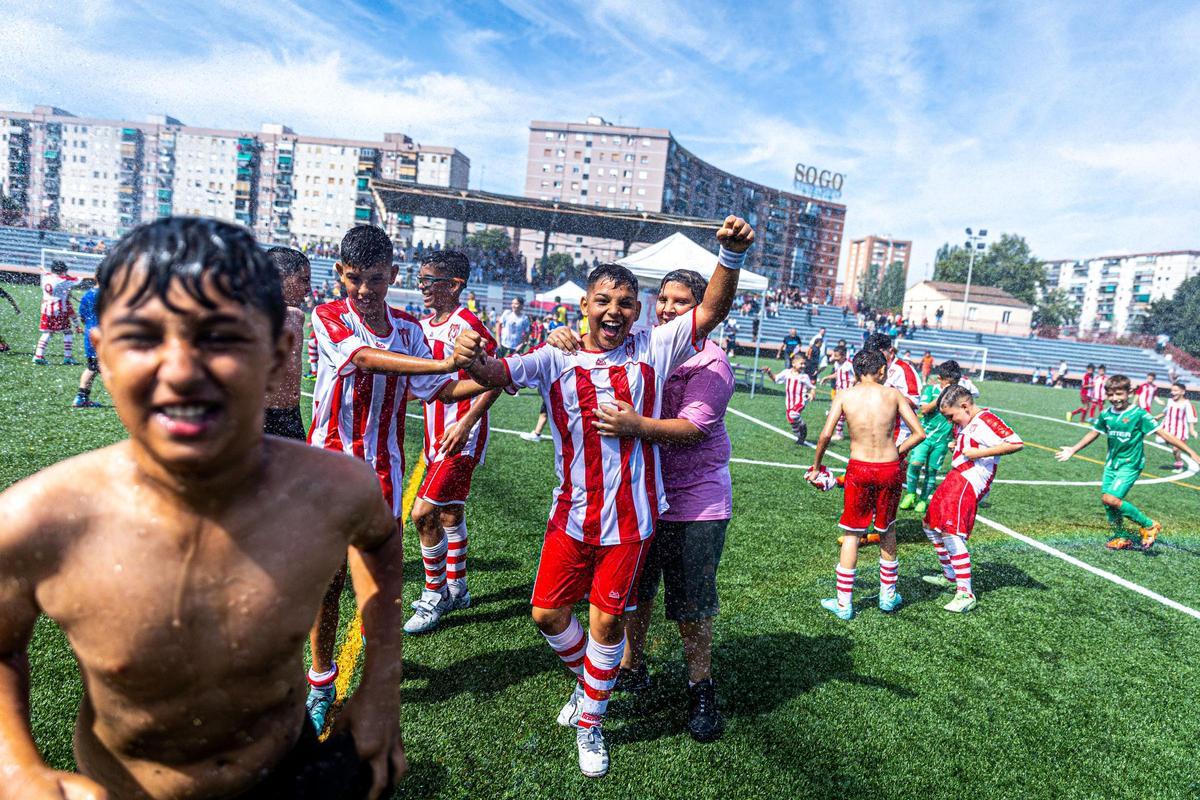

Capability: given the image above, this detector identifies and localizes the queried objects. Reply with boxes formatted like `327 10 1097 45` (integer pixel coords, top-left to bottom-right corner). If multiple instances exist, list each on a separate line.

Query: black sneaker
614 663 651 693
687 679 724 742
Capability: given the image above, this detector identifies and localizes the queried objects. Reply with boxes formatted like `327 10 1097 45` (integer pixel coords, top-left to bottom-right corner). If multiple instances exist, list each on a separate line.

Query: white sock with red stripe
579 636 625 728
924 528 955 580
943 534 973 596
834 414 845 437
542 616 587 680
307 664 337 689
62 333 73 358
420 537 448 593
35 332 51 358
307 333 318 371
879 558 898 601
444 521 468 597
835 566 856 608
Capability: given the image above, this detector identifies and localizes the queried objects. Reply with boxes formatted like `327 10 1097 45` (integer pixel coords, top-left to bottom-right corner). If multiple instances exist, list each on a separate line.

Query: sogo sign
793 163 844 191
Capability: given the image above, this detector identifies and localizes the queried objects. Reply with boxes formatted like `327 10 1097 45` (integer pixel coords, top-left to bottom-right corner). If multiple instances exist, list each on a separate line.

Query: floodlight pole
960 227 987 330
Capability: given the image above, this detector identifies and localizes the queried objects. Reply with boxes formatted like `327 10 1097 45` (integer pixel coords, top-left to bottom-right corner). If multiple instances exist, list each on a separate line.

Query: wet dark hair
587 263 639 294
340 225 393 270
1173 381 1186 391
1107 374 1130 392
939 384 975 408
936 360 962 381
834 346 847 357
1086 363 1095 370
1097 364 1106 372
266 246 310 277
50 259 68 274
659 269 707 305
852 348 886 378
864 332 894 353
421 250 470 281
95 217 284 336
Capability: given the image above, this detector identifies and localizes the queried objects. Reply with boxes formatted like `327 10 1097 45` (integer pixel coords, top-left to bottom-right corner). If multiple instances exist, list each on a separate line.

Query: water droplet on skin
192 718 202 727
114 563 123 573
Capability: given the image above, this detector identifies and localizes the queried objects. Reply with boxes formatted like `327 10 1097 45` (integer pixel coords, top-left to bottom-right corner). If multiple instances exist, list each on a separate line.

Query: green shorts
909 435 950 470
1101 465 1141 499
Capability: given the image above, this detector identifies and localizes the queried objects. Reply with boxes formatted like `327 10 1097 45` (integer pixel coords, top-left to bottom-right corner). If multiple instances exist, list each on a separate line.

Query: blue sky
2 0 1197 283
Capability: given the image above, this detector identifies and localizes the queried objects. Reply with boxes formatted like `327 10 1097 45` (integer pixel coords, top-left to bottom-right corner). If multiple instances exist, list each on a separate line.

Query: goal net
39 248 105 276
914 342 989 380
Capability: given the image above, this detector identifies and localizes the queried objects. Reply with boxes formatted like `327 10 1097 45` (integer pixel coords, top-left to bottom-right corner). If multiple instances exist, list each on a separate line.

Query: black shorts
228 723 374 800
265 405 307 440
636 518 728 622
86 355 99 372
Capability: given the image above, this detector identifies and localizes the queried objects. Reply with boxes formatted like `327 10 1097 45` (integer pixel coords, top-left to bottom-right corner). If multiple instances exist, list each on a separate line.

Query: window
967 306 978 321
624 154 634 162
638 170 648 179
544 132 554 140
623 170 631 178
640 156 648 164
637 187 646 196
543 148 551 157
1001 310 1012 324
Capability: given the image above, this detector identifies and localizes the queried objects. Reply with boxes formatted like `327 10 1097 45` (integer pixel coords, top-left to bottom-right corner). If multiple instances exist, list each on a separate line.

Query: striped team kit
830 359 856 436
1161 398 1196 441
39 272 77 332
1089 373 1109 413
924 409 1022 540
772 368 813 423
500 308 704 618
307 299 450 516
885 358 922 441
1135 381 1157 412
418 307 498 506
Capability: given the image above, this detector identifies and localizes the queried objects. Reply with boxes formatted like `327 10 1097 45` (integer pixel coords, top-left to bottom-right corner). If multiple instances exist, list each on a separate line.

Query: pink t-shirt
659 338 734 522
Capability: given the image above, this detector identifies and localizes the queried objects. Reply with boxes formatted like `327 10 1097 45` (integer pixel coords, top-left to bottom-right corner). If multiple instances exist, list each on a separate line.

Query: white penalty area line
729 402 1200 622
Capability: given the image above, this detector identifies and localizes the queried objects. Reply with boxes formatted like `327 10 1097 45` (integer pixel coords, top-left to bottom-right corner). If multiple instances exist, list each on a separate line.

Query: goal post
39 248 105 276
912 342 989 380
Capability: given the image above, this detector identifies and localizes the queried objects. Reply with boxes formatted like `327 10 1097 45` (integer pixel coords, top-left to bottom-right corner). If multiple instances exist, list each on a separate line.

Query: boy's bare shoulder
266 438 383 506
0 444 128 565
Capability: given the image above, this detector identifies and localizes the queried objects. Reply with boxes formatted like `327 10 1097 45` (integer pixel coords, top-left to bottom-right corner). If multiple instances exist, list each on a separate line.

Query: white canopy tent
534 280 586 306
617 233 772 396
616 233 769 292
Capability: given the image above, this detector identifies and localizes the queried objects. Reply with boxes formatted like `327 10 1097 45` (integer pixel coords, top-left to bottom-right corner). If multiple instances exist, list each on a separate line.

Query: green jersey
919 383 952 441
1093 405 1159 472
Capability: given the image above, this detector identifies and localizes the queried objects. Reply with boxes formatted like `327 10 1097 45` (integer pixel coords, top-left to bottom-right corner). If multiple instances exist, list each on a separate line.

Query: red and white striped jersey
887 357 922 439
950 409 1022 500
41 273 77 318
832 360 856 391
420 307 497 464
773 369 814 422
1161 398 1197 440
1091 374 1108 402
501 309 703 546
308 299 450 515
1135 381 1157 411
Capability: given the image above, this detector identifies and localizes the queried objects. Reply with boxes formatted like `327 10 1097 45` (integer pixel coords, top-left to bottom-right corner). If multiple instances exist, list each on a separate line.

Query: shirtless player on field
0 218 415 800
806 348 925 619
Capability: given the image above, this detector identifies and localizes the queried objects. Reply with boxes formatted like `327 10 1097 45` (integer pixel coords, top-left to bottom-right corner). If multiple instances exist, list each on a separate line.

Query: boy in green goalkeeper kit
1057 374 1200 550
900 360 966 514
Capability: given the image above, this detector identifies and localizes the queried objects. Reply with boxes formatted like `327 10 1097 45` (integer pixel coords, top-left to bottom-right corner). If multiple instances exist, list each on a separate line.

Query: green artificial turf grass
4 280 1200 799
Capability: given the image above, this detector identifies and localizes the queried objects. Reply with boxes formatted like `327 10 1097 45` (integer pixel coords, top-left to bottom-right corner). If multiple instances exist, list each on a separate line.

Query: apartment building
0 105 469 247
843 235 912 302
1043 250 1200 336
522 116 846 294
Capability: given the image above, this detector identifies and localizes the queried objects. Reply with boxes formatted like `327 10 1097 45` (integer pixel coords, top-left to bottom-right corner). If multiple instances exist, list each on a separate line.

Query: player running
0 218 407 799
762 353 814 444
1067 363 1096 421
71 281 103 408
1088 365 1108 420
1156 381 1197 471
1056 374 1199 550
305 226 486 732
921 386 1023 612
405 251 503 635
807 348 925 620
454 215 754 778
1136 372 1158 412
819 345 856 440
899 360 968 514
33 259 79 365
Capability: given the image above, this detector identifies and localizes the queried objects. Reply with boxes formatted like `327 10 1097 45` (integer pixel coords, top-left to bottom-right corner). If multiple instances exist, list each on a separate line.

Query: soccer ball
809 466 838 492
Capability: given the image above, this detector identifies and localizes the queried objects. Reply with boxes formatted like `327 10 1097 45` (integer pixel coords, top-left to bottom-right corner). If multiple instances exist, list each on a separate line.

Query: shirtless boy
0 218 406 800
265 247 311 440
807 348 925 619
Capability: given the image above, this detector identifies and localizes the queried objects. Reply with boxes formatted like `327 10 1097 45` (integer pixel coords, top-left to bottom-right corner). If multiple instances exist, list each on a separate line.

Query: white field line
730 402 1200 622
725 407 850 464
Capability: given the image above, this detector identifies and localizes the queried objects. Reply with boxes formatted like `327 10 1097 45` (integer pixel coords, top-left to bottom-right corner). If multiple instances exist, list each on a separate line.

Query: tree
877 260 906 310
0 194 22 226
541 252 575 282
466 227 511 251
858 261 882 308
1141 275 1200 357
1032 288 1078 333
932 233 1044 305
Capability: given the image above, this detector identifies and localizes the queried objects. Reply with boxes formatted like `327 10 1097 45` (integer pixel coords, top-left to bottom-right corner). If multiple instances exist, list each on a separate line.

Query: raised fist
452 329 485 369
716 215 755 253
